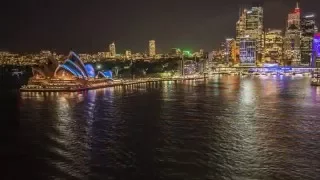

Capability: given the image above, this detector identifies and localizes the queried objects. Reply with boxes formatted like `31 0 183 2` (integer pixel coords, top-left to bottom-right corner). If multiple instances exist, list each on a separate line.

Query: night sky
0 0 319 54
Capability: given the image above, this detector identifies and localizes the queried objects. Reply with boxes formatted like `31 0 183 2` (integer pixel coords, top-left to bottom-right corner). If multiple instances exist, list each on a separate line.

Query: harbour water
2 75 320 179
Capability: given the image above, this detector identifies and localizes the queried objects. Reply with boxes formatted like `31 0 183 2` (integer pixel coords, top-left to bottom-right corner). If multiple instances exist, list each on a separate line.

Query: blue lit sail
85 64 96 78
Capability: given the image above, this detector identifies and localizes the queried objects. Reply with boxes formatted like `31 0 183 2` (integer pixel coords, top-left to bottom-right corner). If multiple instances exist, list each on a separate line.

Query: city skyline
0 0 320 53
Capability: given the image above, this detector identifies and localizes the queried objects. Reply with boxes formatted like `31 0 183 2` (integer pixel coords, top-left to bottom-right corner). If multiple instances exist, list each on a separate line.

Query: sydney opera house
21 51 114 92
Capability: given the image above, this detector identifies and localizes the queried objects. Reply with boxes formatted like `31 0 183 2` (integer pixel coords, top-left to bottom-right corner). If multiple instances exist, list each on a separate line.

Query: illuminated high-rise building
283 2 301 66
312 33 320 67
105 52 111 58
199 49 204 57
225 38 237 64
239 37 256 66
149 40 156 57
236 4 263 66
236 8 247 62
301 13 318 66
244 5 264 65
263 29 283 65
125 50 132 59
109 42 116 57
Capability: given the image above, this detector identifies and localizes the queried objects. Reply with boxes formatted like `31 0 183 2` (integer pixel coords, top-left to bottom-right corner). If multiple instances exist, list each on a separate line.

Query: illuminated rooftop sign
304 14 315 18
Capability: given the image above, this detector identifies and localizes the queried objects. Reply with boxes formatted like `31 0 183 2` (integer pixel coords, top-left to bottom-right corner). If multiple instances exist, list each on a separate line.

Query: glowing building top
288 1 301 30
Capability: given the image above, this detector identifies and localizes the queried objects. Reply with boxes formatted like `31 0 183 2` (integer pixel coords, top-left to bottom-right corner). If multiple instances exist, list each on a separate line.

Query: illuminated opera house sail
22 51 113 92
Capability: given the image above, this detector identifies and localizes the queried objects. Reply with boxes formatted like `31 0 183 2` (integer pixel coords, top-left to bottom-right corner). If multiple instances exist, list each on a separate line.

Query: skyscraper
312 33 320 67
244 5 264 65
149 40 156 57
236 8 247 62
199 49 204 57
236 4 264 66
109 42 116 57
263 29 283 65
301 13 318 66
125 50 132 59
239 36 256 66
225 38 237 65
283 2 301 66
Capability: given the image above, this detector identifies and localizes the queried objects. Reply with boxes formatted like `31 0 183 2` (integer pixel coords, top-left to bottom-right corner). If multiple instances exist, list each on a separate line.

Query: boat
311 69 320 86
303 72 311 77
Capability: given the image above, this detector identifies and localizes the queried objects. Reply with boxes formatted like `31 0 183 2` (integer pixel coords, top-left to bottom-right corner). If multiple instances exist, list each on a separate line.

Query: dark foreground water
2 76 320 180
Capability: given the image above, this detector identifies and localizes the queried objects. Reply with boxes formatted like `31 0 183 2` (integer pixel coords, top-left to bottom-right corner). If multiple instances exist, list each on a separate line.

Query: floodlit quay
20 76 208 92
20 50 320 92
20 51 210 92
20 70 318 92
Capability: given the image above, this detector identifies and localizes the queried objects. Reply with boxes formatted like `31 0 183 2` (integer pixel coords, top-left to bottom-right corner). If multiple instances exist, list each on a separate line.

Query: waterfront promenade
20 76 207 92
21 70 316 92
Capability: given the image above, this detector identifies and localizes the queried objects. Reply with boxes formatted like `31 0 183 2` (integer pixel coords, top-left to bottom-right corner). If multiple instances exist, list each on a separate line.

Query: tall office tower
312 33 320 67
225 38 237 64
239 37 256 66
244 5 264 65
149 40 156 57
301 13 318 66
236 8 247 62
125 50 132 59
283 2 301 66
263 29 283 65
199 49 204 57
109 42 116 57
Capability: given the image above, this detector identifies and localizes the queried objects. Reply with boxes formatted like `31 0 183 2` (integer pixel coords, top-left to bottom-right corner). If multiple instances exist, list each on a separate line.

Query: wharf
20 76 207 92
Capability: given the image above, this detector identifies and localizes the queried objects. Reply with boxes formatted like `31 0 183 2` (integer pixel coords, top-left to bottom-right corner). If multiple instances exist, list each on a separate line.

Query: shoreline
20 76 207 92
20 71 316 92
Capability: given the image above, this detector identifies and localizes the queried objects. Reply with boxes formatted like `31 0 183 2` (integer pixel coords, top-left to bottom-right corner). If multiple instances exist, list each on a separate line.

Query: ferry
311 69 320 86
284 72 291 76
303 72 311 77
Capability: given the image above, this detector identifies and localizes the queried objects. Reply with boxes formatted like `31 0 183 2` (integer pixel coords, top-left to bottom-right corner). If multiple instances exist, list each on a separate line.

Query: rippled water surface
2 76 320 179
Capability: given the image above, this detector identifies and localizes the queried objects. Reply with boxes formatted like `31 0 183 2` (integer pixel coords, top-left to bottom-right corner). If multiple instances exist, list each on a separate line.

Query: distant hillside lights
0 40 207 65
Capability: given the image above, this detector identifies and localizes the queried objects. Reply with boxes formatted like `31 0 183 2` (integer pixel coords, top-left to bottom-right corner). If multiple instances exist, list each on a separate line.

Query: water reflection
2 76 320 179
